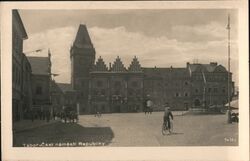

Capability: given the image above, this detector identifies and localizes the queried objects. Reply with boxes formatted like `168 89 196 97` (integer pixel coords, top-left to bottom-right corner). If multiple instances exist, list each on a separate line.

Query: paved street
13 112 238 147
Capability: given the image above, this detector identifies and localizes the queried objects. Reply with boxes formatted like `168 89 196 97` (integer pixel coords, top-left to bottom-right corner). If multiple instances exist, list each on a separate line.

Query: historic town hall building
71 24 234 114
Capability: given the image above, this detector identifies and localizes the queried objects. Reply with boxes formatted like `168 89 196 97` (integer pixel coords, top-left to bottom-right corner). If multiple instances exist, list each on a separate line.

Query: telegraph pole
226 14 232 124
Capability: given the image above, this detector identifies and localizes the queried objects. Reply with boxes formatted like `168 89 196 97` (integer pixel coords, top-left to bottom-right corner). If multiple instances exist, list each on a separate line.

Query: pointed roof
73 24 93 49
111 56 127 72
128 56 142 72
93 56 108 72
13 10 28 39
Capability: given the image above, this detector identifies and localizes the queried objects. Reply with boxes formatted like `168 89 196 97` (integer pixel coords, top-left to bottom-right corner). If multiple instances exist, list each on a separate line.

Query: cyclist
163 103 173 133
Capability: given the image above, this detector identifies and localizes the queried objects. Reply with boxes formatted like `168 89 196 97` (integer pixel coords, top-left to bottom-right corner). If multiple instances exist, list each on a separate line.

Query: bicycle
162 120 173 135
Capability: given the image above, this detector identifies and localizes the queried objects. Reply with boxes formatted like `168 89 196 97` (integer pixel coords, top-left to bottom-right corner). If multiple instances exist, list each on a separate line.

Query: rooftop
27 56 50 75
73 24 93 49
57 83 74 93
187 62 227 73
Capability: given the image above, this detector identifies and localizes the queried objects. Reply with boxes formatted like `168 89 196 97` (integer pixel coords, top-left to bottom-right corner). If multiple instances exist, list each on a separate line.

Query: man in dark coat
163 103 173 133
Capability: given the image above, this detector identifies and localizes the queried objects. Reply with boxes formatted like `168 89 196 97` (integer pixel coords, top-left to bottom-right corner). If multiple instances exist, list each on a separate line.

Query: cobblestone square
14 112 238 147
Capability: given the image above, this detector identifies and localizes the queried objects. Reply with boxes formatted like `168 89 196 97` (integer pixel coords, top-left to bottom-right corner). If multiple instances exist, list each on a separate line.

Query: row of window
145 81 190 87
91 89 142 96
91 80 230 89
94 80 141 88
175 92 189 97
89 77 229 88
193 75 228 81
194 87 226 93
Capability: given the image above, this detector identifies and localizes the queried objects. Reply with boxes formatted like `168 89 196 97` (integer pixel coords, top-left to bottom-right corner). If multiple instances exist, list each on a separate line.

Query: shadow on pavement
13 122 114 147
169 132 184 135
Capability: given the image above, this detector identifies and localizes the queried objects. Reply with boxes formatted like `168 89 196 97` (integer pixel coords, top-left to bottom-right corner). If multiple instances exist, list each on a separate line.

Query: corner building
71 24 234 114
12 10 33 121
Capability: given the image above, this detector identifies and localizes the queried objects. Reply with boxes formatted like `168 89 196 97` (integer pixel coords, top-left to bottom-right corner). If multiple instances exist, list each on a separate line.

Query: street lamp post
226 14 232 124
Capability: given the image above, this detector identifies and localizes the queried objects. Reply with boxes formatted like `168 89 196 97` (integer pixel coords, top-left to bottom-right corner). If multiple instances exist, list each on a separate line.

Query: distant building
187 62 234 108
27 50 52 112
57 83 77 110
51 80 64 113
12 10 32 121
143 66 191 111
71 24 235 114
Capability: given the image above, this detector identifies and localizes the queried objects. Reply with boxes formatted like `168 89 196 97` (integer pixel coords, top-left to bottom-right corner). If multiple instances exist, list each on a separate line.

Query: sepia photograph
12 8 239 147
1 1 249 161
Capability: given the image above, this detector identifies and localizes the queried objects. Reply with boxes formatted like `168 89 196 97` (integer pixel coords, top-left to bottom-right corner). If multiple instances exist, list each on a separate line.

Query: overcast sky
19 9 238 85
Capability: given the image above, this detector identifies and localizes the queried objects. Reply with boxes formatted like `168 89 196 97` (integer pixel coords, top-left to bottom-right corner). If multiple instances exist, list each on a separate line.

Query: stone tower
70 24 96 114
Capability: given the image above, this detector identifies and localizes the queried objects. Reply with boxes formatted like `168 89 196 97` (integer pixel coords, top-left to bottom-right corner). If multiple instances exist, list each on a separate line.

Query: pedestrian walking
163 103 174 134
146 99 153 115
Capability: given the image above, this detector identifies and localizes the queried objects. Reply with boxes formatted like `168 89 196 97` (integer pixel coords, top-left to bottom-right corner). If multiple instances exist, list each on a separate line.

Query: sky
19 9 238 85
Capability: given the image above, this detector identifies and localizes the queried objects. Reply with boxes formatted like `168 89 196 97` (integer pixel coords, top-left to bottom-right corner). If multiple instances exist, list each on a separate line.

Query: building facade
57 83 77 111
143 67 191 111
71 24 234 114
27 51 52 113
12 10 33 121
89 56 144 114
51 80 64 113
187 62 234 108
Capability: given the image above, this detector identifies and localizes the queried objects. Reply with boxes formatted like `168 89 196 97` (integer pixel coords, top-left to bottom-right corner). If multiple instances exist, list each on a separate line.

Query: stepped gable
73 24 93 49
111 56 127 72
128 56 142 72
93 56 108 71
